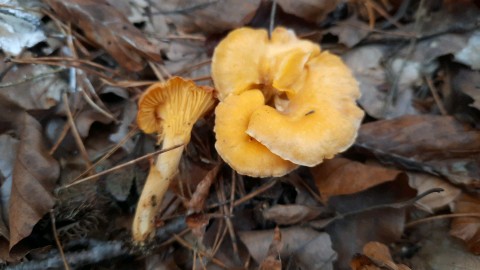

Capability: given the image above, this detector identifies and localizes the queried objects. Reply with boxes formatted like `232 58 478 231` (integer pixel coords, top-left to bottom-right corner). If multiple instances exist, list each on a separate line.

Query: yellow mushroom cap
136 76 216 144
211 27 320 101
246 52 364 167
214 90 298 177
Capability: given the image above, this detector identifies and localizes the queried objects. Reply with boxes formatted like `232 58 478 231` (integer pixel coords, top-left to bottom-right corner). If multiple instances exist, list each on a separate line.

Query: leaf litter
1 0 480 269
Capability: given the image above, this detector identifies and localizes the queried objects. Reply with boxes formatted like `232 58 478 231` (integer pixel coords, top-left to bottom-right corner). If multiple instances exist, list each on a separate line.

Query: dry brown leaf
262 204 325 225
357 115 480 187
320 176 416 270
185 213 210 239
328 16 370 48
186 165 220 213
239 227 336 270
452 68 480 111
450 194 480 254
409 223 480 270
276 0 340 24
44 0 162 71
0 64 64 111
158 0 261 34
259 227 282 270
408 172 461 212
8 113 59 257
311 158 402 202
351 241 411 270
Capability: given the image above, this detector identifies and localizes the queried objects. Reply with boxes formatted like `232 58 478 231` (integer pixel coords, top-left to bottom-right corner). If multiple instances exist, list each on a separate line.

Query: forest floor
0 0 480 269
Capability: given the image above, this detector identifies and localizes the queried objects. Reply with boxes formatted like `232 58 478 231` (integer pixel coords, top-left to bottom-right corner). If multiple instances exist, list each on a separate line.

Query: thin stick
50 210 71 270
70 128 138 183
233 178 278 207
425 76 448 115
173 234 227 269
58 144 183 190
269 0 277 38
406 213 480 228
63 93 92 167
0 68 65 88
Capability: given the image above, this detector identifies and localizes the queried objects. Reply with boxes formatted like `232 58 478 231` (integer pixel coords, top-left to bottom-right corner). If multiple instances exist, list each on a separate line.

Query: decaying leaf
259 226 282 270
0 0 46 55
351 241 411 270
452 68 480 111
319 176 416 270
105 165 134 202
9 113 59 256
158 0 261 33
328 15 370 48
408 172 461 212
311 158 402 202
455 30 480 69
44 0 162 71
276 0 340 24
186 165 220 213
409 223 480 270
239 226 336 270
263 204 325 225
343 45 420 119
357 115 480 187
450 194 480 254
0 64 65 111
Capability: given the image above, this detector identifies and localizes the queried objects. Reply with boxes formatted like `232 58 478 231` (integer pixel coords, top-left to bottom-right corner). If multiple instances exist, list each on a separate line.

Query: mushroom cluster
212 27 364 177
133 77 215 242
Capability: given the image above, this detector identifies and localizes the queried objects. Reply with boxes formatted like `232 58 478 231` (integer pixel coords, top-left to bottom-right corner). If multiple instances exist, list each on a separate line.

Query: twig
62 93 92 168
7 217 187 270
173 234 227 269
269 0 277 38
406 212 480 228
57 144 184 190
425 76 448 115
233 178 278 207
50 210 70 270
0 68 65 88
70 128 138 183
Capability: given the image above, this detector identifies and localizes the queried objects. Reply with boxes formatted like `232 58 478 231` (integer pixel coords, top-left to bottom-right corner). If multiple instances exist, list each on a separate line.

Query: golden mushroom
133 77 215 243
212 27 364 176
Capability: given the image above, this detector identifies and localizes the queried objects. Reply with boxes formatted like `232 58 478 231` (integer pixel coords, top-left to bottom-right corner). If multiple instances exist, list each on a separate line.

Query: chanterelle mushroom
212 27 364 176
133 77 215 242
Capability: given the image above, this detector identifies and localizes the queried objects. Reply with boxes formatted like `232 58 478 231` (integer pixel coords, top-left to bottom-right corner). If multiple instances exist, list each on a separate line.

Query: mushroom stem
132 136 185 243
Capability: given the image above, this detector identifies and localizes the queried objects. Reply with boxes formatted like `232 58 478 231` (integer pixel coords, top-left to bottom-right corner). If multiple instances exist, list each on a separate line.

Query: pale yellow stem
132 136 185 243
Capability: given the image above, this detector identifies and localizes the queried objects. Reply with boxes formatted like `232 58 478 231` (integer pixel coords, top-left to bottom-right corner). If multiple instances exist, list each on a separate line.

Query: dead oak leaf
311 158 402 203
357 115 480 188
239 227 336 270
450 194 480 254
8 113 59 257
44 0 162 71
351 241 411 270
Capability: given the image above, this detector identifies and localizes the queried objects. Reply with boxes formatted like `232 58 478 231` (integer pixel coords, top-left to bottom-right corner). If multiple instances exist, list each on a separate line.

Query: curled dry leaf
9 113 59 257
262 204 325 225
259 227 282 270
158 0 261 33
311 158 402 203
276 0 340 24
450 194 480 254
44 0 162 71
351 241 411 270
239 226 336 270
186 165 220 213
357 115 480 187
408 172 461 213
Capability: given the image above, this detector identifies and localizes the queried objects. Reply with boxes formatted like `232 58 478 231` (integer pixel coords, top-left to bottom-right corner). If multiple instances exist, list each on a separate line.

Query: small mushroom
133 77 215 242
212 27 364 176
